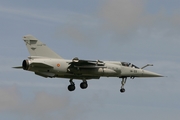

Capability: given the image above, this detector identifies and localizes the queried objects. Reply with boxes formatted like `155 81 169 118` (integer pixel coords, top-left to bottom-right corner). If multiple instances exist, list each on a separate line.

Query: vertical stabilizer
23 35 63 59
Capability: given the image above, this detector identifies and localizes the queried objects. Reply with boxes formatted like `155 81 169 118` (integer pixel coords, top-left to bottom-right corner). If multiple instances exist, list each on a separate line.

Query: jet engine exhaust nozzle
22 59 30 70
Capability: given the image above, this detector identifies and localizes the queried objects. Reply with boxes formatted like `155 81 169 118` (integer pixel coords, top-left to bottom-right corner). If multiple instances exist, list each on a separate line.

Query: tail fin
23 35 63 59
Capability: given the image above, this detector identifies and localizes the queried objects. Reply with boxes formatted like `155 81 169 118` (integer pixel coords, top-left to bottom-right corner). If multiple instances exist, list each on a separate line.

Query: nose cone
143 70 163 77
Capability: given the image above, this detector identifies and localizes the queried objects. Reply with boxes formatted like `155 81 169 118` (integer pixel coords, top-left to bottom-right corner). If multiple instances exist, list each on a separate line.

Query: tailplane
23 35 63 59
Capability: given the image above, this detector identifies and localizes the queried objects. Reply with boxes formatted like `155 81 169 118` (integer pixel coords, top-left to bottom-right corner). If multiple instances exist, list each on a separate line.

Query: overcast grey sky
0 0 180 120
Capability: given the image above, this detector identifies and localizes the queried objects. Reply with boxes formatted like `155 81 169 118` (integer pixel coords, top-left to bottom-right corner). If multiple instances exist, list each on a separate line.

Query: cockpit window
121 62 139 69
121 62 130 67
130 64 139 69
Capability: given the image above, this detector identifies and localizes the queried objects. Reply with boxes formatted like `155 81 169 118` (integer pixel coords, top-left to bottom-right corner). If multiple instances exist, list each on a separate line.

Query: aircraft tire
68 85 75 91
120 88 125 93
80 82 88 89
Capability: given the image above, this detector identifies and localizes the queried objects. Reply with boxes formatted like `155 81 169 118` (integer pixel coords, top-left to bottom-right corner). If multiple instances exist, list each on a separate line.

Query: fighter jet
14 35 163 93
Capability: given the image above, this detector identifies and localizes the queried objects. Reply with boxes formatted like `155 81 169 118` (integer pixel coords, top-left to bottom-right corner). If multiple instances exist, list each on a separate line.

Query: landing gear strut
120 77 127 93
68 79 75 91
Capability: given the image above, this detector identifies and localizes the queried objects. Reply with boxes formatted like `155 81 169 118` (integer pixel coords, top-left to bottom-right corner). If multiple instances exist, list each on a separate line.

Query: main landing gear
67 79 88 91
80 80 88 89
68 79 75 91
120 77 127 93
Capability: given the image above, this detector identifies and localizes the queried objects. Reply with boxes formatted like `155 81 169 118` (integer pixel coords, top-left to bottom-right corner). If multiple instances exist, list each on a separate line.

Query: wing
68 57 106 69
35 72 55 78
30 63 53 69
13 62 53 70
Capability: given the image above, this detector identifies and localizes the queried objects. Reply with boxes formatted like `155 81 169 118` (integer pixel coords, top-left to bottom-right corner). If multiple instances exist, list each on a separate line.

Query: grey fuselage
14 35 163 92
24 57 161 80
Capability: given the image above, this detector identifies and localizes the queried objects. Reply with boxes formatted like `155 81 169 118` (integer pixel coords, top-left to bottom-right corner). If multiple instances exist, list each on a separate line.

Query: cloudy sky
0 0 180 120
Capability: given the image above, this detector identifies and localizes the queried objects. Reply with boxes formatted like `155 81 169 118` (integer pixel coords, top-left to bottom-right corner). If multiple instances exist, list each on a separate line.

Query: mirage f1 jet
14 35 163 93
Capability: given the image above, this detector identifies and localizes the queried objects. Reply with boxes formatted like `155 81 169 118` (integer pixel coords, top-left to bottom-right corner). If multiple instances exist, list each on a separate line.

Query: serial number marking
130 70 137 73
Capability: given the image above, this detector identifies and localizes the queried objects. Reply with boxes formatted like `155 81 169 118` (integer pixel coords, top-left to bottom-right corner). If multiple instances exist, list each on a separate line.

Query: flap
35 72 55 78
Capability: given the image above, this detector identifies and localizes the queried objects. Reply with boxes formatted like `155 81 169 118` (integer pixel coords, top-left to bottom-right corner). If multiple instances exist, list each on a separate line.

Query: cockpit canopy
121 62 139 69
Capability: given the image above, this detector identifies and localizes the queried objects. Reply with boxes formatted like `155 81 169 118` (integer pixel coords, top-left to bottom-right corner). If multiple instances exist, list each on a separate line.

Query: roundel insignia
57 63 60 67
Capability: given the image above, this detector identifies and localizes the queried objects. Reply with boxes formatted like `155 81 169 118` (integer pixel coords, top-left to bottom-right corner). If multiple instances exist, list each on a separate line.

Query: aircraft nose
143 70 163 77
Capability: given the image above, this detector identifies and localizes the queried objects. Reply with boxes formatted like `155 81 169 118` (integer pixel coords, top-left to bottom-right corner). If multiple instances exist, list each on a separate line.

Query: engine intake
22 60 30 70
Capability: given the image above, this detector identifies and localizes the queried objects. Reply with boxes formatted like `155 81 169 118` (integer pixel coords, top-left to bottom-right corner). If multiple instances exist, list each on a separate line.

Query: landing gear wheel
120 88 125 93
68 79 75 91
68 85 75 91
80 82 88 89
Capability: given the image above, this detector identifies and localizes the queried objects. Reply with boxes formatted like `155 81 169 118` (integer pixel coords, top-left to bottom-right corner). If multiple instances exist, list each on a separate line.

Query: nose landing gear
120 77 127 93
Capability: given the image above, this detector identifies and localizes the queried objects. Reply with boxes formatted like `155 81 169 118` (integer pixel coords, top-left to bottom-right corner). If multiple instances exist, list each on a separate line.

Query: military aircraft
14 35 163 93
